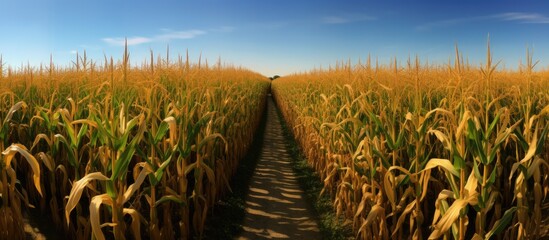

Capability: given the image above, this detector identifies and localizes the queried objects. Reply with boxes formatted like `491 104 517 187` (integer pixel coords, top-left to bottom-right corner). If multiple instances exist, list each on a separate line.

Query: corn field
0 47 270 239
272 46 549 239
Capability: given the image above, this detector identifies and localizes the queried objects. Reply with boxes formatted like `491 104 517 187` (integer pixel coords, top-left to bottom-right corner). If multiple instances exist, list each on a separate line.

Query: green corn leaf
372 148 391 169
154 155 174 184
486 110 501 137
536 124 548 155
39 111 52 131
452 147 465 171
90 126 101 146
485 167 497 189
76 123 89 145
386 133 395 150
93 116 114 144
155 195 185 207
111 146 136 181
54 134 77 167
368 111 383 129
154 121 170 144
60 114 77 148
513 127 528 152
114 116 140 151
106 179 116 199
488 148 498 165
466 119 477 141
395 130 406 147
485 207 516 239
398 175 411 187
418 119 432 136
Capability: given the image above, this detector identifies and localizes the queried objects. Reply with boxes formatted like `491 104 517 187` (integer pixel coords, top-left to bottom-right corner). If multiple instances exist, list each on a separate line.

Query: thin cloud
103 37 152 46
322 15 375 24
417 12 549 31
496 12 549 23
156 30 206 40
102 29 209 46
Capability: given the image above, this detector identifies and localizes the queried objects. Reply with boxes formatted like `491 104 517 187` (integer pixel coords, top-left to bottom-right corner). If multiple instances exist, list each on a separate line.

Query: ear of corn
0 46 270 239
272 46 549 239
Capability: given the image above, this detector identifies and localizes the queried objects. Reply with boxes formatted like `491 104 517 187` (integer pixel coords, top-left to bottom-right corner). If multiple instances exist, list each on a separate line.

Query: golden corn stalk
0 46 270 239
272 46 549 239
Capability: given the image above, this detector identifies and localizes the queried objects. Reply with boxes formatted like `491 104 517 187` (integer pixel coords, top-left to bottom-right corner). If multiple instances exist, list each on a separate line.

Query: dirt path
236 95 321 240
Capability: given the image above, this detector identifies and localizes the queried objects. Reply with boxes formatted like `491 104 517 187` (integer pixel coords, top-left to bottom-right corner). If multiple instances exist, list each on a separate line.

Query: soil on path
236 95 321 240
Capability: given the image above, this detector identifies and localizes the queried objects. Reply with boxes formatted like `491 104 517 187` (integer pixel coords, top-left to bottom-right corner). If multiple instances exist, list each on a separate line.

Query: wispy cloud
322 14 375 24
496 12 549 23
103 37 152 46
156 30 206 41
102 29 211 46
417 12 549 31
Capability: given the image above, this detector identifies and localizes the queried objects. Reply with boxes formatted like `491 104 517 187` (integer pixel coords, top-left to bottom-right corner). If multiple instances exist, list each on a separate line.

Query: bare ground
236 96 321 240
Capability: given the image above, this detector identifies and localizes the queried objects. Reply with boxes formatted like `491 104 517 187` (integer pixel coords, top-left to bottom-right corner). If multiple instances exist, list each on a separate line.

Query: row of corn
0 50 270 239
272 47 549 239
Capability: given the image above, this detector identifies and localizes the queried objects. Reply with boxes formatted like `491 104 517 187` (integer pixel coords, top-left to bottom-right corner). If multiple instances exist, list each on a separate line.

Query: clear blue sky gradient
1 0 549 77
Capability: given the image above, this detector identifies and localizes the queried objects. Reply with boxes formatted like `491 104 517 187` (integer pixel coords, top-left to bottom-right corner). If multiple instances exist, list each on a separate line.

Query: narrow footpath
236 95 321 240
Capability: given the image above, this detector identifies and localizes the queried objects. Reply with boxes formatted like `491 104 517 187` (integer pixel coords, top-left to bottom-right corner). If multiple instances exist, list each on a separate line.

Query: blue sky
1 0 549 77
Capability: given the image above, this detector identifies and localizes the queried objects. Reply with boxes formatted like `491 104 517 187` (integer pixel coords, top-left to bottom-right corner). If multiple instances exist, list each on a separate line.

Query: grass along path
236 95 321 239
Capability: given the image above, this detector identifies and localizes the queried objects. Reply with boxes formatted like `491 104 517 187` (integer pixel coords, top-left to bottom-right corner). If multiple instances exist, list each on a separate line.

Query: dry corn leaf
65 172 109 224
456 111 471 139
392 200 416 237
164 116 177 147
429 129 452 150
2 101 27 125
36 152 54 172
124 164 154 204
429 197 469 239
89 194 114 240
423 158 459 177
464 171 478 198
357 204 385 235
123 208 142 240
2 144 42 196
432 189 455 225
